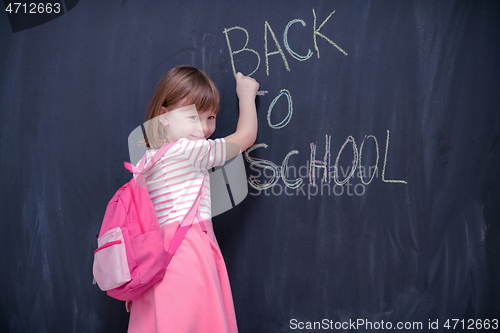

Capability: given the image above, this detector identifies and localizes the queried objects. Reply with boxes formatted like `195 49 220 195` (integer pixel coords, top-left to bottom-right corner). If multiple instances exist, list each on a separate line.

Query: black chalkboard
1 1 499 332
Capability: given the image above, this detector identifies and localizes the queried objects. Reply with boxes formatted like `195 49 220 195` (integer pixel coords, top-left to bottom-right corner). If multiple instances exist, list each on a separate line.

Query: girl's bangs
183 81 219 114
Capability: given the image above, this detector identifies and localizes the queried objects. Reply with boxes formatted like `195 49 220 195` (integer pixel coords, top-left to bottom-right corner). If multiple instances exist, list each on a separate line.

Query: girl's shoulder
143 139 226 163
177 137 225 144
176 138 225 150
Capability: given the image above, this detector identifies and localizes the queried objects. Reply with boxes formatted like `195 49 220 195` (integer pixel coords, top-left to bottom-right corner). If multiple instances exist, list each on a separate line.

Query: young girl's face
160 104 217 141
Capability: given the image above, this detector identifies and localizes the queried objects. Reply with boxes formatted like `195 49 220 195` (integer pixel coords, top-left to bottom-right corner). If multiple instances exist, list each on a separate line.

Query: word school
245 130 407 191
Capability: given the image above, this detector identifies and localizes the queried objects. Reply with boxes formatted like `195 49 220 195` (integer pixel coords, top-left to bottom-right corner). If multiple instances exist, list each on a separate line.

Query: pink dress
127 139 238 333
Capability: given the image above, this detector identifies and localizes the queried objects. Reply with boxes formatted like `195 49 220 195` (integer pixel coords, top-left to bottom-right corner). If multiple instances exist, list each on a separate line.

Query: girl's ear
159 107 169 126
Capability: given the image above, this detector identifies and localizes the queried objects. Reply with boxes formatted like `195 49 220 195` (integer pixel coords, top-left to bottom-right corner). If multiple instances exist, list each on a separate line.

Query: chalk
257 90 268 95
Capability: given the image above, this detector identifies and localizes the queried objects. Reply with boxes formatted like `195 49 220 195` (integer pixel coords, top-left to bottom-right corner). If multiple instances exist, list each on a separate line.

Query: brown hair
143 66 220 148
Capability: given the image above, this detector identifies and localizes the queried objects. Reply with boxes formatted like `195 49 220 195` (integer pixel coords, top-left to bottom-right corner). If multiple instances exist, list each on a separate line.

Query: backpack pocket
93 227 131 291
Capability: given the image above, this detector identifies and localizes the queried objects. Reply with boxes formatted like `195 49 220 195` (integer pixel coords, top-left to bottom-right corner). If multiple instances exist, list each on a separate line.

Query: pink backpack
93 142 206 301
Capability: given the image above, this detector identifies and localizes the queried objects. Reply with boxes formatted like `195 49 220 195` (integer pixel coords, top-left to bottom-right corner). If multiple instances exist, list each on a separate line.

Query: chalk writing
264 21 290 75
223 7 348 77
225 9 406 194
312 9 348 58
382 130 407 184
245 143 279 190
284 19 313 61
333 136 358 185
309 135 331 187
358 135 380 185
223 26 261 77
281 150 302 189
245 129 407 193
267 89 293 129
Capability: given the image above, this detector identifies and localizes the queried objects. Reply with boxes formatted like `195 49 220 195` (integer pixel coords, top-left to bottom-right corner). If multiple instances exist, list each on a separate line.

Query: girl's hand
125 300 132 312
236 72 259 100
224 72 259 157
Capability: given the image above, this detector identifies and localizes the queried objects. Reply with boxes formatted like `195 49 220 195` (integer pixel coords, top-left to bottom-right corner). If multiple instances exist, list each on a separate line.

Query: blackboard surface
1 1 499 332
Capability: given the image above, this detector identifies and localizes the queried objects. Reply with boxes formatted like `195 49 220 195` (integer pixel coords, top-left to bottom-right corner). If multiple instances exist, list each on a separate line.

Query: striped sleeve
178 138 226 171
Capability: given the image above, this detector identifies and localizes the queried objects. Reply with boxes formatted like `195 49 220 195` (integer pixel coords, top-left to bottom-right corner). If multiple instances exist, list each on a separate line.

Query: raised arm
224 72 259 160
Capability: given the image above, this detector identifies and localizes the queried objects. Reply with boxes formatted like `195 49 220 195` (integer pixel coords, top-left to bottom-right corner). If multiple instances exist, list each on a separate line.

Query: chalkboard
1 1 499 332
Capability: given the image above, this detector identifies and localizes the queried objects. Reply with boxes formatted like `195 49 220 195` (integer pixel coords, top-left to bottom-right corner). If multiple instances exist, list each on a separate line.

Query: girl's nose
201 121 209 135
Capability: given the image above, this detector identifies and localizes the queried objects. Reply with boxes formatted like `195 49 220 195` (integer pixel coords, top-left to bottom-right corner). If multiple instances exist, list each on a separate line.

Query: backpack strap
124 142 175 174
164 175 207 267
125 142 206 268
142 142 175 173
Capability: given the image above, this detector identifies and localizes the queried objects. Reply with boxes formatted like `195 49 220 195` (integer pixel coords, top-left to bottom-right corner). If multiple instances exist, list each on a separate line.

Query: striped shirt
142 138 226 226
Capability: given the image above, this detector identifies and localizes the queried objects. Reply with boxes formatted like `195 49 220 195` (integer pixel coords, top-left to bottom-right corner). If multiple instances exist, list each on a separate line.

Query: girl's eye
208 115 216 120
189 115 199 120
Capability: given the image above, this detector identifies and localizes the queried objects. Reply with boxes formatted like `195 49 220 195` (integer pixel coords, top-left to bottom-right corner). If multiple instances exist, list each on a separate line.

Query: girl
126 65 259 333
